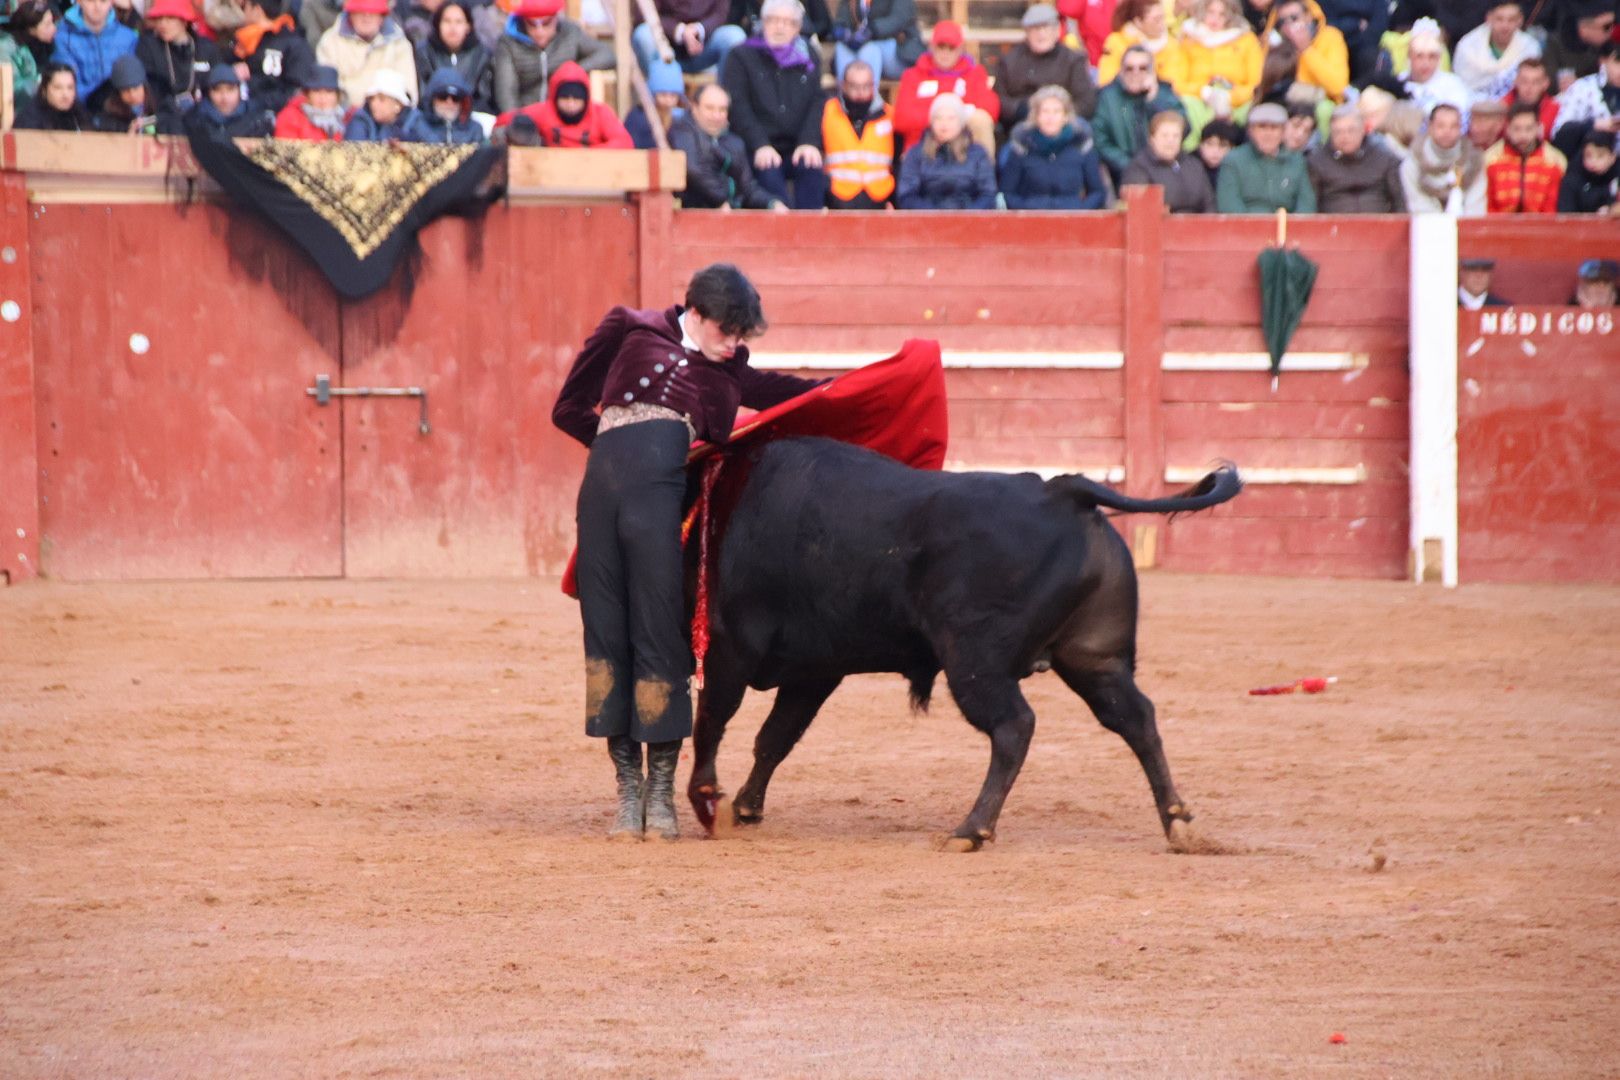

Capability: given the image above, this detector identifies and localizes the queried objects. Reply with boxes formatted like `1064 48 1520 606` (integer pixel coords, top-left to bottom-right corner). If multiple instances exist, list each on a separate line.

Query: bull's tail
1047 464 1243 516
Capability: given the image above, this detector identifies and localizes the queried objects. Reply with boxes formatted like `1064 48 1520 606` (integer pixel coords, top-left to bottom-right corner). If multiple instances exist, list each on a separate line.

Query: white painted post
1408 215 1460 587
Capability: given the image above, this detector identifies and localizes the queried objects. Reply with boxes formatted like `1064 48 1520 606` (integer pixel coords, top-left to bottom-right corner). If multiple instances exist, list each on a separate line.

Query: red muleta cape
560 339 948 677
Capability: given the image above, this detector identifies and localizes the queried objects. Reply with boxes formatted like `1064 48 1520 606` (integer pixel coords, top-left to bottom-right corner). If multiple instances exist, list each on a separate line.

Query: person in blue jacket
401 65 486 142
896 92 996 208
343 67 418 139
50 0 138 101
999 84 1108 209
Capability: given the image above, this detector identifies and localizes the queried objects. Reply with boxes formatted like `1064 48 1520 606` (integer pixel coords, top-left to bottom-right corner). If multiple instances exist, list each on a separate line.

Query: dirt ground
2 573 1618 1078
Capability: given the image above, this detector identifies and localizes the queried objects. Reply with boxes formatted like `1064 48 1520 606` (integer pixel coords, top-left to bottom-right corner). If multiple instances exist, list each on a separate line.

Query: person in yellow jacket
1098 0 1182 85
1261 0 1347 102
1165 0 1261 106
822 59 898 208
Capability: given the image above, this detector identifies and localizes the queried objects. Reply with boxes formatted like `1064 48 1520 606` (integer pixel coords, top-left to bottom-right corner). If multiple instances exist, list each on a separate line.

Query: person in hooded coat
189 61 275 134
341 64 417 138
274 63 348 138
51 0 139 101
493 59 632 146
401 64 486 141
491 0 612 112
414 0 493 113
999 84 1109 208
135 0 219 116
14 61 93 129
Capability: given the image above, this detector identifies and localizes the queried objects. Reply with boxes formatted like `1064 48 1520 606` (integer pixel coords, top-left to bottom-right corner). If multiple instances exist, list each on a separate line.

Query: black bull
683 437 1243 851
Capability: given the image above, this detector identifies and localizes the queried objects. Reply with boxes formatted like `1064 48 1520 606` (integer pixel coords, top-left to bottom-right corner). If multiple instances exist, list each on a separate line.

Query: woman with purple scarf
718 0 829 208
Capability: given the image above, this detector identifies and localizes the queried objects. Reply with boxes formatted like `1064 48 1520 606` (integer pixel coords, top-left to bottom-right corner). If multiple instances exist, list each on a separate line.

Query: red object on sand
1328 1032 1347 1045
1249 677 1337 696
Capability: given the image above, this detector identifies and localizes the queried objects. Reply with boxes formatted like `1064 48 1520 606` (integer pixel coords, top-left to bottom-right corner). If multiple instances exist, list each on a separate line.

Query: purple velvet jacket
552 305 824 447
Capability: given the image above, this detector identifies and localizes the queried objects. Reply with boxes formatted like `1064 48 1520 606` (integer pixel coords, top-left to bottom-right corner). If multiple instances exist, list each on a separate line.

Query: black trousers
574 419 693 744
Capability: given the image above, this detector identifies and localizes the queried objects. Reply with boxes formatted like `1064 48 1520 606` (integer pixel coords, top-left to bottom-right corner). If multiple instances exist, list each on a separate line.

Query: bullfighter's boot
607 735 645 841
643 740 681 841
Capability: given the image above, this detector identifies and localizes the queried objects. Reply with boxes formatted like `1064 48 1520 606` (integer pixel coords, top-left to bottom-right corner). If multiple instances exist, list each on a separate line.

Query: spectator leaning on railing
274 62 347 138
1307 102 1405 211
14 60 91 128
823 59 897 209
829 0 923 81
720 0 828 208
992 3 1098 135
999 84 1108 207
668 81 788 208
1121 108 1216 211
895 92 996 208
51 0 138 101
492 0 612 113
1215 100 1315 211
1400 103 1485 214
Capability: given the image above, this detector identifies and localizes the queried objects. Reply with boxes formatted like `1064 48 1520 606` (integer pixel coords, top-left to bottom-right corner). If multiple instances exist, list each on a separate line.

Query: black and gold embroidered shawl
187 120 502 299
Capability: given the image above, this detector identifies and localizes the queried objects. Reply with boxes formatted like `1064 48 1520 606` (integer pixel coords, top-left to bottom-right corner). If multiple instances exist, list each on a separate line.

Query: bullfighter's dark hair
685 264 768 339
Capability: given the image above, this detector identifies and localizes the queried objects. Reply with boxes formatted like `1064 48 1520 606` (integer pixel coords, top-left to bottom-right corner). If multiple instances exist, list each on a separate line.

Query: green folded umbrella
1257 245 1319 390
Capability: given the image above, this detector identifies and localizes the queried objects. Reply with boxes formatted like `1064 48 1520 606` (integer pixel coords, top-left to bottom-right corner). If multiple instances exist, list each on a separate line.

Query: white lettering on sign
1478 309 1615 336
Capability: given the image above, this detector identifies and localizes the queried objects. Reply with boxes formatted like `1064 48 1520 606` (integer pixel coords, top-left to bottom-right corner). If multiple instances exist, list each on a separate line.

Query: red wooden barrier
0 173 39 583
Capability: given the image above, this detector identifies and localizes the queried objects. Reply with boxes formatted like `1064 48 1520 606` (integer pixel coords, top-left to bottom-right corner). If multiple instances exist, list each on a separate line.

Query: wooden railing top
0 130 686 203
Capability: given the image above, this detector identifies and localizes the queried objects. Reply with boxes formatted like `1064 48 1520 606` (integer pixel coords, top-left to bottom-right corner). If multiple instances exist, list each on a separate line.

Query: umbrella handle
1275 208 1287 248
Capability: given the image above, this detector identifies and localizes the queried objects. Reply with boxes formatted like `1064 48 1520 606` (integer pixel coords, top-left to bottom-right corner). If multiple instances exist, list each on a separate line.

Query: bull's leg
687 653 748 834
1053 656 1192 845
941 674 1036 852
732 678 841 825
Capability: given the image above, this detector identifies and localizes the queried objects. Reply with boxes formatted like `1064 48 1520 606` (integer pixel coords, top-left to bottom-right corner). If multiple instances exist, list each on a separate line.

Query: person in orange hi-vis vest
822 58 897 208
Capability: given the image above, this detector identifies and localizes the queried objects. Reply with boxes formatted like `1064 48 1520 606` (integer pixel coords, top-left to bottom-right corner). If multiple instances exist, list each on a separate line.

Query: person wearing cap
1121 108 1216 211
14 61 91 129
1000 84 1108 207
892 19 999 155
1093 43 1184 180
1215 100 1315 211
1 0 48 99
90 52 157 130
633 0 747 78
492 0 612 113
668 81 786 208
401 64 485 141
317 0 417 109
1306 101 1405 211
1487 101 1567 211
1551 40 1620 160
274 62 347 138
625 58 685 148
896 92 996 207
822 59 896 208
49 0 138 101
135 0 220 115
829 0 922 82
551 265 826 842
1402 103 1487 214
233 0 316 114
1542 0 1615 89
1453 0 1540 98
719 0 829 208
1470 97 1509 155
1458 258 1509 308
341 65 416 138
1573 258 1619 306
1401 18 1468 121
1504 59 1559 142
1097 0 1180 87
992 2 1098 136
1557 127 1620 210
414 1 494 114
189 60 275 134
492 58 632 146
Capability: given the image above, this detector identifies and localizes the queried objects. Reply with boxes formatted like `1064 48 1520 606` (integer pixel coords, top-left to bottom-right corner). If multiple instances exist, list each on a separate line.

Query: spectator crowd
2 0 1617 213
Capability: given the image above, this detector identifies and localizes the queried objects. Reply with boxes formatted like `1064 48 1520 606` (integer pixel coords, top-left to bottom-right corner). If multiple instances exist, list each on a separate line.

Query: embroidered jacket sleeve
553 305 632 447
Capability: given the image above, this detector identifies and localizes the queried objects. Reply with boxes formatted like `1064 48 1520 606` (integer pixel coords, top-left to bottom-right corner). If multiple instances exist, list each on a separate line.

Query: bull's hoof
937 828 993 853
732 801 763 826
1167 817 1195 853
689 784 721 835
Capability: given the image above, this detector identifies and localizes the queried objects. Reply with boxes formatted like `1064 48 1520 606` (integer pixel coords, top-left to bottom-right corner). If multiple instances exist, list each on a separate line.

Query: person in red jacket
1502 58 1560 140
892 20 998 154
493 59 632 147
1486 102 1566 213
273 64 347 140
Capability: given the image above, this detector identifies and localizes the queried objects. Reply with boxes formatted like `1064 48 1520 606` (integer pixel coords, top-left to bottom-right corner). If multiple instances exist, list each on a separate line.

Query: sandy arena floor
2 574 1618 1078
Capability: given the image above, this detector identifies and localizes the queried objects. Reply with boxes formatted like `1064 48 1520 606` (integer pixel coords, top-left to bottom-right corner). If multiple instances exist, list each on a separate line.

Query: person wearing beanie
135 0 220 115
1453 0 1541 98
1306 101 1405 211
492 0 613 113
342 64 417 138
49 0 139 101
1556 127 1620 211
1094 42 1185 180
1215 100 1315 211
992 1 1098 138
632 0 747 78
625 58 685 147
550 265 826 842
492 59 632 146
719 0 831 207
1551 40 1620 160
234 0 316 114
1486 100 1567 212
317 0 417 108
14 61 92 130
274 62 347 139
401 64 486 141
91 51 159 130
1572 257 1618 306
891 19 999 154
187 60 275 134
413 0 494 114
829 0 923 81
